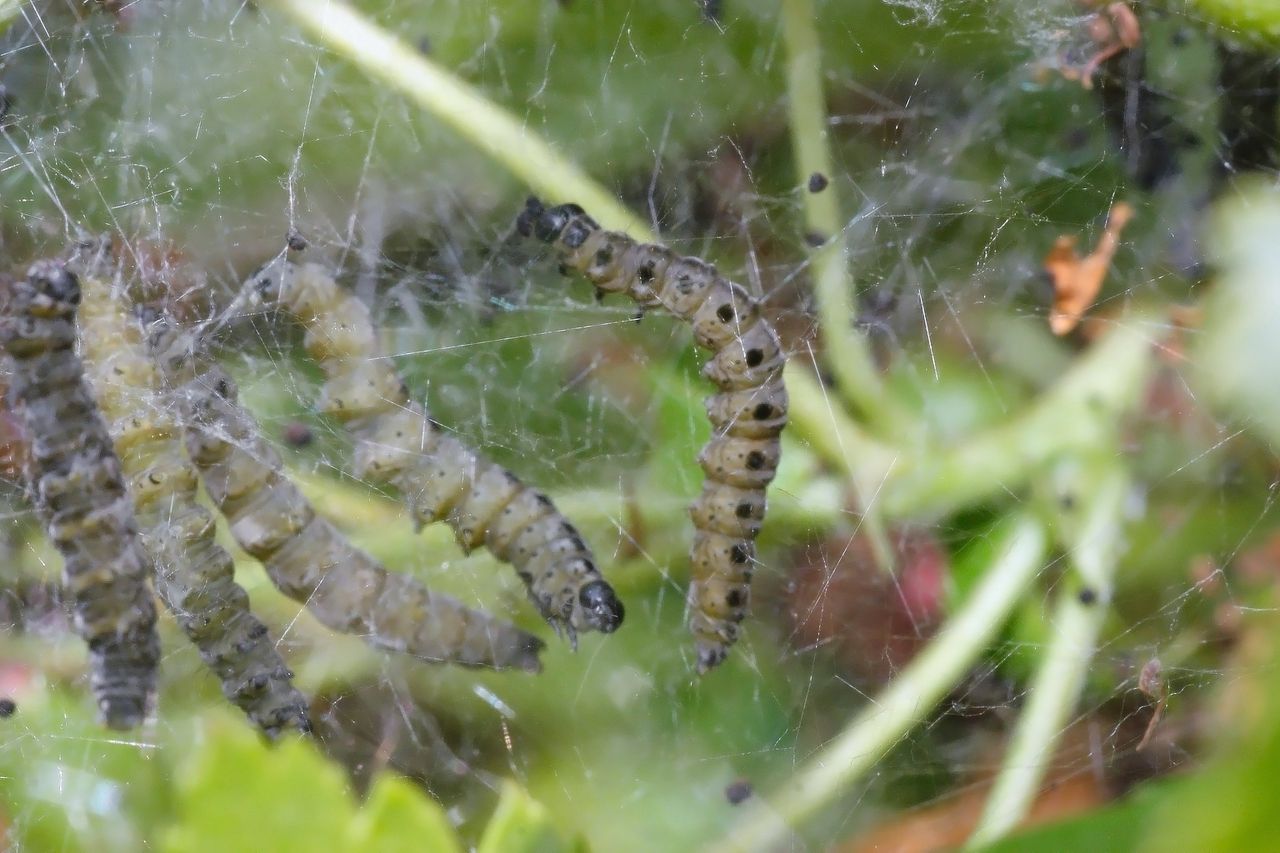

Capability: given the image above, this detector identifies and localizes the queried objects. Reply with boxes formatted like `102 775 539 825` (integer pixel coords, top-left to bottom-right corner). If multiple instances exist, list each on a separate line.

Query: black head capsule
515 196 547 238
578 580 624 633
532 205 572 244
27 262 80 306
250 264 280 300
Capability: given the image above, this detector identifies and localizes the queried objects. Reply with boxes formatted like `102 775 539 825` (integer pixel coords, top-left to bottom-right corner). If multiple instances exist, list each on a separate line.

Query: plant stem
881 316 1156 518
773 0 916 571
778 0 902 570
779 0 913 437
785 363 900 571
965 465 1128 848
784 364 897 495
712 513 1048 853
261 0 651 239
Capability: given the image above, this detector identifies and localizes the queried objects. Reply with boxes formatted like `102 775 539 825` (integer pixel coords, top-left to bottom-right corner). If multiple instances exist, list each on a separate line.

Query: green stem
711 513 1048 852
779 0 913 437
784 364 897 495
784 363 901 570
881 316 1156 518
965 466 1128 848
777 0 903 567
262 0 651 239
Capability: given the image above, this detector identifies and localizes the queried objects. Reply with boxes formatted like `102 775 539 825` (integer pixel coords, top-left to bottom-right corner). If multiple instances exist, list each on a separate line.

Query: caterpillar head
23 261 80 312
246 258 289 305
0 263 80 357
517 197 597 248
576 578 624 634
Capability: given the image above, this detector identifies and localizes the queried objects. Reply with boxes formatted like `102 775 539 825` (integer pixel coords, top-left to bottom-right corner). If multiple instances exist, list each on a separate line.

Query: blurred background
1 0 1279 850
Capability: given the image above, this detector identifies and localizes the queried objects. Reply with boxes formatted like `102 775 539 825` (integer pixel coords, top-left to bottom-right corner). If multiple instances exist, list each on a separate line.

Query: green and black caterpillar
517 198 787 672
241 258 624 647
75 256 311 736
0 261 160 728
143 311 546 673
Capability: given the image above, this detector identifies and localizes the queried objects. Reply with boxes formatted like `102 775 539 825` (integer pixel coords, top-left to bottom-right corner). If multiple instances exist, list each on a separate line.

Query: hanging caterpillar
241 257 624 646
517 198 787 672
74 255 311 737
0 261 160 728
142 311 545 673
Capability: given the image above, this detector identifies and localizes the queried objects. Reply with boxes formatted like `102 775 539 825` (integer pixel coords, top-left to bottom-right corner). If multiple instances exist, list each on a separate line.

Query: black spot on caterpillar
518 198 788 673
0 698 14 718
75 259 310 737
0 261 160 728
143 312 545 673
243 259 624 647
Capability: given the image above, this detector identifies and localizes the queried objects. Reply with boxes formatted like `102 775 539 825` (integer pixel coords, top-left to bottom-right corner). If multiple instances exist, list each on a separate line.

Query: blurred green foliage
1185 0 1280 45
1 0 1280 851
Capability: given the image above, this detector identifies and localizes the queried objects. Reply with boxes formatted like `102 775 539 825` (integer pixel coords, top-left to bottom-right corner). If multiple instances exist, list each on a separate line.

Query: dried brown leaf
1046 201 1134 335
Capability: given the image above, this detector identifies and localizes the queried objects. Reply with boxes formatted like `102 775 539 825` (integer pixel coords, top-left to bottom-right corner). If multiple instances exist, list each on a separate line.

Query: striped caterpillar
143 312 545 673
517 198 787 672
241 258 624 646
0 261 160 728
74 257 311 736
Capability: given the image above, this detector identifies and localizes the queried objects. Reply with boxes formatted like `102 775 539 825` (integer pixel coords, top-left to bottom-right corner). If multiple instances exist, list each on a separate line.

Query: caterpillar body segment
518 198 788 672
143 315 545 672
75 267 310 736
0 262 160 728
242 259 623 645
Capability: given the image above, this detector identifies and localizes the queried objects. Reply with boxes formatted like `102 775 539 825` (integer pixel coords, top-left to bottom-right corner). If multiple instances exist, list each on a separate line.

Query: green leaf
477 780 573 853
345 775 463 853
1183 0 1280 45
162 718 356 853
0 685 172 853
1196 182 1280 447
162 714 470 853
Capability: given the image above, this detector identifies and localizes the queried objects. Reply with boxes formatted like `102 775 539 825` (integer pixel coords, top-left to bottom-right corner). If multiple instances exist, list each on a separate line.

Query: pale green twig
779 0 911 436
261 0 651 239
881 316 1156 518
779 0 903 569
712 514 1048 853
965 464 1128 848
784 364 897 496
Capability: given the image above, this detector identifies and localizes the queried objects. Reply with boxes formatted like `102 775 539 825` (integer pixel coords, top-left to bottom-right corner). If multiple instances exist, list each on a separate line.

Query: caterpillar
142 311 545 673
0 261 160 728
241 258 624 646
517 198 787 672
74 255 311 736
